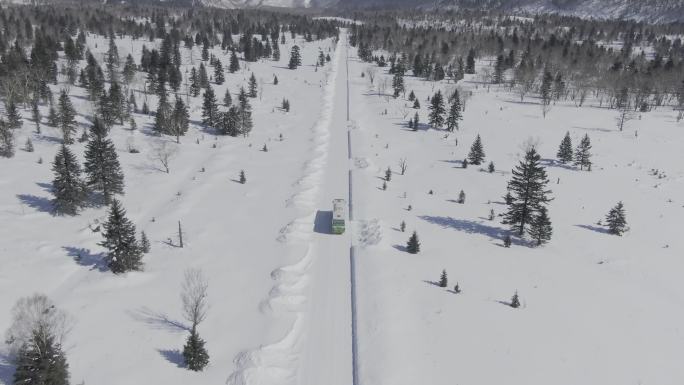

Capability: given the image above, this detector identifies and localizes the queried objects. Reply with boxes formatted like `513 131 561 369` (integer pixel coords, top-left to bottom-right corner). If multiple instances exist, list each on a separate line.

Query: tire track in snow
227 34 342 385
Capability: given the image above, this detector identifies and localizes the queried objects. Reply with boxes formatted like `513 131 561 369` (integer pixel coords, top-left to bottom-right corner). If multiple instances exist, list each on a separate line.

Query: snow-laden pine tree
214 60 225 85
140 230 151 253
510 291 520 308
101 199 143 273
171 97 189 143
13 327 70 385
51 144 88 215
0 120 14 158
557 131 573 164
6 101 22 130
467 134 486 165
503 148 552 236
428 90 445 128
288 45 301 69
229 50 240 73
528 206 553 246
248 73 258 98
605 201 627 235
238 87 253 136
154 90 172 135
574 134 592 170
223 88 232 107
84 118 124 205
445 92 462 132
201 85 218 128
58 90 77 144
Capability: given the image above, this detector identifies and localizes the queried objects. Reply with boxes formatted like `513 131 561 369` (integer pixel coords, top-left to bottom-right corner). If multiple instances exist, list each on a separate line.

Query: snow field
346 47 684 385
0 31 338 385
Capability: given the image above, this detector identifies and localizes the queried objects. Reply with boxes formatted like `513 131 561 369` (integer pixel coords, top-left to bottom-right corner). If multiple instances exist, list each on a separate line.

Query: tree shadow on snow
0 353 15 385
540 158 575 170
128 307 190 334
422 280 441 287
62 246 108 272
16 194 53 213
392 244 407 252
575 224 610 234
420 215 506 240
313 210 333 234
158 349 185 368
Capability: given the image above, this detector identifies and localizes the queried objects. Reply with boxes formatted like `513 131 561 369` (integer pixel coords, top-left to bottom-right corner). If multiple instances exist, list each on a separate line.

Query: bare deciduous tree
4 294 72 359
150 141 178 173
365 66 377 85
181 268 209 332
399 158 408 175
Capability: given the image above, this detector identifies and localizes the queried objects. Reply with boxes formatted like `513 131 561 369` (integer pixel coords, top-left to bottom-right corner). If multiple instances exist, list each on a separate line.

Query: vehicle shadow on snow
62 246 108 272
313 210 333 234
158 349 185 368
128 307 190 334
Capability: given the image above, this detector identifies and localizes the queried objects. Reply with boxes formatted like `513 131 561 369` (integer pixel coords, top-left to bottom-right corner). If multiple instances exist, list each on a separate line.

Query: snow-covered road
297 30 354 385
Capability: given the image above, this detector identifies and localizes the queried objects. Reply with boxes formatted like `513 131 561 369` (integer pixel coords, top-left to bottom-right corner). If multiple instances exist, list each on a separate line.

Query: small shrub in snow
439 270 448 287
406 231 420 254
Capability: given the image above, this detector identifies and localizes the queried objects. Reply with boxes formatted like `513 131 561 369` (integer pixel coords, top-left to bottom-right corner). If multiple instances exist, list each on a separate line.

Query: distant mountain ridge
194 0 684 23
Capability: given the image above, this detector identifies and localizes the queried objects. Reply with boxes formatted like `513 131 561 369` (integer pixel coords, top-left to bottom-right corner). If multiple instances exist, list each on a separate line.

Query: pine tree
528 206 553 246
31 98 41 133
237 87 253 136
467 134 486 165
223 88 232 107
273 75 279 85
488 161 495 173
229 50 240 73
201 86 218 128
428 90 445 128
445 93 462 132
0 120 14 158
465 48 476 74
557 131 573 164
385 167 392 182
412 112 419 131
400 220 406 232
248 73 258 98
154 91 172 135
493 54 505 84
140 231 150 253
510 291 520 308
189 67 200 97
198 63 209 88
239 170 246 184
288 45 301 69
51 144 87 215
84 118 125 205
574 134 592 171
462 158 468 168
605 201 627 235
58 90 77 144
183 329 209 371
6 101 22 130
392 70 405 98
413 99 420 109
13 328 70 385
101 199 143 273
214 60 225 85
171 97 190 142
47 105 59 127
218 106 240 136
540 69 553 111
458 190 466 204
406 231 420 254
503 234 512 248
439 269 448 287
503 148 552 236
